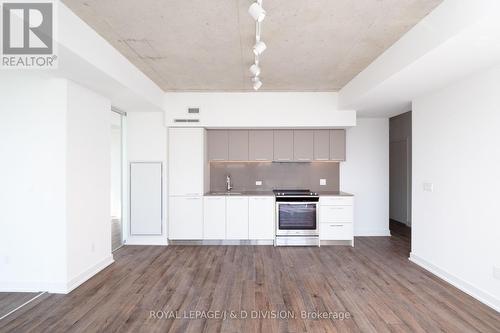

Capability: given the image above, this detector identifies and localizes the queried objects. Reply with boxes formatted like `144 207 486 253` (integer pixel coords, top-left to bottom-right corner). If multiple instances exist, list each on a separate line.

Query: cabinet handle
329 224 343 227
186 197 201 200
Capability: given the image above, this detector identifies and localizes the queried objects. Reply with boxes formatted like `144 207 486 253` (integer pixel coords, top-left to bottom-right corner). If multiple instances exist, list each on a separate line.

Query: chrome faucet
226 175 233 192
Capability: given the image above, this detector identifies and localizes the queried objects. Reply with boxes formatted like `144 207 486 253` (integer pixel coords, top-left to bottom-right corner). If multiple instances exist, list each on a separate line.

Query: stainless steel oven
274 189 319 246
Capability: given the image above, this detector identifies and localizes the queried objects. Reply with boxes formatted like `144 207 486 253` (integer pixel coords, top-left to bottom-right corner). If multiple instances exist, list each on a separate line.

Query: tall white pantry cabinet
168 128 205 240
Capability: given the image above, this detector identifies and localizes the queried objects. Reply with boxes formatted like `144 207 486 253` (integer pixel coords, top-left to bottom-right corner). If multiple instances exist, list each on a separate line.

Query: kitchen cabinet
293 130 314 161
226 197 249 239
203 196 226 239
208 130 228 161
319 195 354 246
168 128 205 196
330 129 346 161
168 196 203 240
248 197 275 240
273 130 294 162
228 130 249 161
320 223 353 240
249 130 273 161
314 130 330 161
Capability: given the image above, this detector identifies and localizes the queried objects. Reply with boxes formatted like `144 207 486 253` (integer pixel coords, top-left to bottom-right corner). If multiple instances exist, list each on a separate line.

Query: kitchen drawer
320 223 353 240
320 205 353 222
319 196 353 206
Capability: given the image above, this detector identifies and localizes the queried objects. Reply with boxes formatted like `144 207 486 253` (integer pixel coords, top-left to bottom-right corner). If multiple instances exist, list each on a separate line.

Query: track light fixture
248 1 266 90
252 77 262 91
248 2 266 22
249 64 261 76
253 41 267 56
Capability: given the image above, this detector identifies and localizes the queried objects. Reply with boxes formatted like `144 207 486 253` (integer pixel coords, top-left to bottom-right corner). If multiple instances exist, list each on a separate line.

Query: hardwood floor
0 293 41 319
1 236 499 332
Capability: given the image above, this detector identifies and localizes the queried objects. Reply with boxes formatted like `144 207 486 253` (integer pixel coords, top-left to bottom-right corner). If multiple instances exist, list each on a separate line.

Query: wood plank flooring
1 235 499 332
0 293 41 319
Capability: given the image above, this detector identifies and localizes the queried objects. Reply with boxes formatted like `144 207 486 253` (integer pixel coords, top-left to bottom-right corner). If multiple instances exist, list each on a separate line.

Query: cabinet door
249 130 273 161
203 196 226 239
168 196 203 240
207 130 228 161
249 197 275 240
228 130 249 161
226 197 249 239
293 130 314 161
330 129 346 161
273 130 294 161
168 128 205 196
314 130 330 161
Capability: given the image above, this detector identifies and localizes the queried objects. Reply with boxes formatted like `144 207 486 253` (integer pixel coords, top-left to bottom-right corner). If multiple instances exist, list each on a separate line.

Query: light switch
255 180 262 186
320 179 327 186
423 182 433 192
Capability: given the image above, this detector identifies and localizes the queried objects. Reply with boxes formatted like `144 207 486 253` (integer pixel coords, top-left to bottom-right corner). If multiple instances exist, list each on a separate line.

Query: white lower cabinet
320 223 353 240
168 196 203 240
249 197 275 240
319 196 354 245
226 197 249 239
203 196 226 239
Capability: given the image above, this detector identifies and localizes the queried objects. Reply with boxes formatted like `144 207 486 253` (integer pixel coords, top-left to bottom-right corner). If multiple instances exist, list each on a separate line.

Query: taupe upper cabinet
273 130 294 161
228 130 249 161
293 130 314 161
330 129 346 161
208 130 228 161
314 130 330 161
249 130 273 161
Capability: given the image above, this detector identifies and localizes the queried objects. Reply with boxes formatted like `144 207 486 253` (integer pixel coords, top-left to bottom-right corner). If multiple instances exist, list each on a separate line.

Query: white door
249 197 275 240
203 196 226 239
168 196 203 239
226 197 249 239
130 162 162 235
168 128 205 196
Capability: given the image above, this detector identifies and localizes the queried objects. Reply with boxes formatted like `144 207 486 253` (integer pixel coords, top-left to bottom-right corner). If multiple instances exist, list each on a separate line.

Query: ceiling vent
188 107 200 114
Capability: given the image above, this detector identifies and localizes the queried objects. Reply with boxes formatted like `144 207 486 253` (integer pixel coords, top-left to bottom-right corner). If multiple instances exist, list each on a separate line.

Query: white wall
65 81 113 292
110 113 122 218
125 112 168 245
341 118 390 236
0 73 113 293
164 92 356 128
410 64 500 312
0 74 67 292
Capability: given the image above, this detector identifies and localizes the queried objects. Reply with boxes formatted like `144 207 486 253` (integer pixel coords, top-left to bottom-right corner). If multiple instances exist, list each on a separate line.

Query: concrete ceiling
62 0 442 92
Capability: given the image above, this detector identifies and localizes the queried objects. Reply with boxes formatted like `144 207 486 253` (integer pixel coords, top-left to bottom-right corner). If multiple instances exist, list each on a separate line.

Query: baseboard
354 228 391 237
124 237 168 246
409 253 500 313
52 255 114 294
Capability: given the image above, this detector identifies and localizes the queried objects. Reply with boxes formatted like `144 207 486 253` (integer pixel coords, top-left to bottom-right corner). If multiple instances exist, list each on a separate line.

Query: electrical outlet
423 182 434 192
91 242 95 252
493 266 500 280
320 179 327 186
255 180 262 186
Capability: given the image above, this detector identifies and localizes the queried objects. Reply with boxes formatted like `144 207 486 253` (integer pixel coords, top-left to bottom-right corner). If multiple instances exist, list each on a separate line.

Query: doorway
389 111 412 241
111 109 125 251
